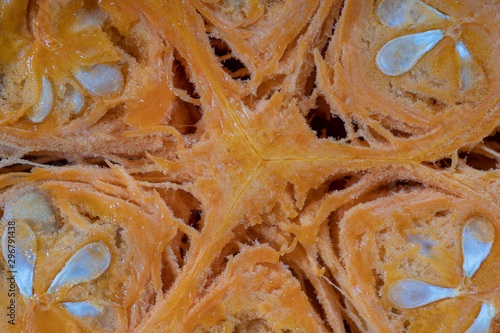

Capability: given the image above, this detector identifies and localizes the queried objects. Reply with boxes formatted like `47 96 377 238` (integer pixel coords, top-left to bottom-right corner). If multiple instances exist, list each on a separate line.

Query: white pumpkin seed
28 76 53 123
63 300 120 330
464 303 497 333
376 0 449 28
47 242 111 294
406 233 435 256
1 221 36 297
65 85 86 115
456 41 472 91
62 301 100 318
388 279 457 308
462 218 494 278
74 64 124 96
376 30 444 76
3 192 56 229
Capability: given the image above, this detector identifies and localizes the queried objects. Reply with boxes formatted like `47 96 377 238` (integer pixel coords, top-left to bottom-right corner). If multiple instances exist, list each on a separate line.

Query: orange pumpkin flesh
0 0 499 332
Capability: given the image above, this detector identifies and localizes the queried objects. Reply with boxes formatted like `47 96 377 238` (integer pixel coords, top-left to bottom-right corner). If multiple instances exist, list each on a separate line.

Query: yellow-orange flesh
0 0 499 332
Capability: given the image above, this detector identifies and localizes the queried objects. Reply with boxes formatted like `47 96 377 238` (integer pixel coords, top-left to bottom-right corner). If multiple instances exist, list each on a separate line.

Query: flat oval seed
388 279 457 308
62 301 100 318
376 30 444 76
462 217 495 278
47 242 111 294
3 192 56 229
66 86 86 115
1 222 36 297
377 0 449 28
28 76 54 123
456 41 471 61
465 303 497 333
377 0 409 27
64 300 121 330
406 233 435 256
74 64 124 96
455 41 485 92
456 41 472 91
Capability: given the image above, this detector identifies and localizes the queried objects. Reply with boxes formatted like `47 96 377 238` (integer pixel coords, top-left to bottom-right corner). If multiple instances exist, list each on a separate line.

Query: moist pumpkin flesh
0 0 499 332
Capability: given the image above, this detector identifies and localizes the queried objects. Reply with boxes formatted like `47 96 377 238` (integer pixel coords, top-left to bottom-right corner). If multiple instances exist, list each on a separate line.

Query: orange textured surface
0 0 499 332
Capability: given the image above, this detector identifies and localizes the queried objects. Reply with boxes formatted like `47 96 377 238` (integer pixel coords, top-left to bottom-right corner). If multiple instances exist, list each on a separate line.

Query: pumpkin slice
337 189 500 332
0 166 181 332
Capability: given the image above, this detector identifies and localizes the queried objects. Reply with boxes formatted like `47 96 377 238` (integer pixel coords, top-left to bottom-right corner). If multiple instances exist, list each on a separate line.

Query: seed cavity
388 279 457 308
462 218 495 278
72 7 107 33
62 301 100 318
376 29 444 76
27 76 54 123
3 192 56 230
74 64 124 96
376 0 449 28
47 242 111 294
465 303 497 333
1 222 37 297
387 217 495 331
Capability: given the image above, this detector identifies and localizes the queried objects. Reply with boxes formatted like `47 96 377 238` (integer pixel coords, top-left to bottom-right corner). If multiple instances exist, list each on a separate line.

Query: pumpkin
0 0 498 332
